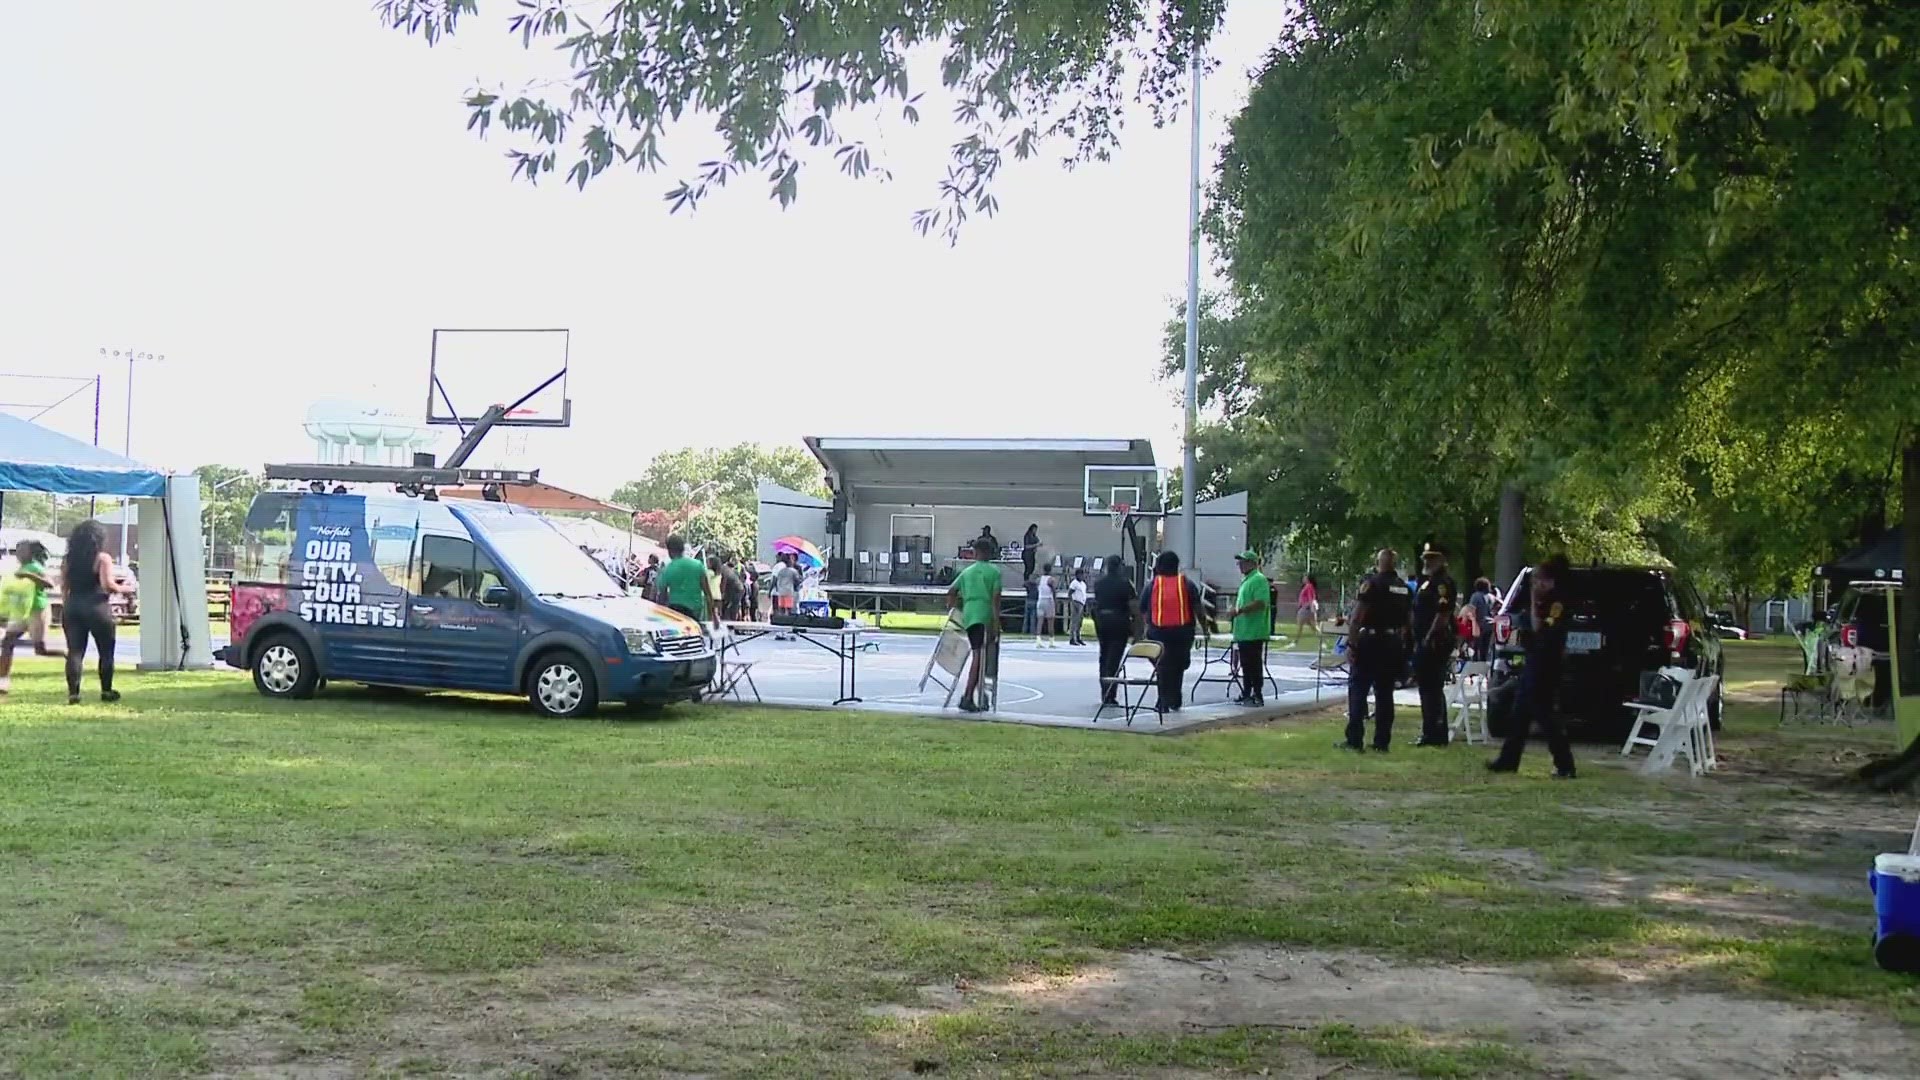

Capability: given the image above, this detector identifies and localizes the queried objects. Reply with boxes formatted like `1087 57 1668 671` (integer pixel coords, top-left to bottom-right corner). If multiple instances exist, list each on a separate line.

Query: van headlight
622 629 659 655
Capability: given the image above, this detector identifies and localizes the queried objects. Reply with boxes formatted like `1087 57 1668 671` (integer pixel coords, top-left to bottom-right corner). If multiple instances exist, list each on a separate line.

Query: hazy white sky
1 1 1290 498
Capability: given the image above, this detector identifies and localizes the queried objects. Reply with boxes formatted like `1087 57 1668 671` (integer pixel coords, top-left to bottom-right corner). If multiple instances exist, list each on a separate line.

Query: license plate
1566 631 1602 653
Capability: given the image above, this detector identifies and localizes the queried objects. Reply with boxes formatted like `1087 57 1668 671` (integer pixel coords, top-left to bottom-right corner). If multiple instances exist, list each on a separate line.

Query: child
1067 568 1089 645
0 540 59 693
1035 570 1057 648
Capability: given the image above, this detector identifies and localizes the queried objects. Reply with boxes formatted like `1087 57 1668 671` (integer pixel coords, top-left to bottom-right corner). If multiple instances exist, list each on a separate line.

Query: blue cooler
1869 854 1920 973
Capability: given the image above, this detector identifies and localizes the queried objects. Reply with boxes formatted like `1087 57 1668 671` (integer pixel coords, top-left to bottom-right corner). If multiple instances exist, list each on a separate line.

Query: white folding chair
1622 667 1697 757
1632 676 1717 776
1097 640 1165 725
1449 661 1490 744
1686 675 1720 772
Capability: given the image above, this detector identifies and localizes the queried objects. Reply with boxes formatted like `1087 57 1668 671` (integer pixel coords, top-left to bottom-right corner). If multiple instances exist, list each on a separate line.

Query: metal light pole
100 347 164 560
1181 47 1203 575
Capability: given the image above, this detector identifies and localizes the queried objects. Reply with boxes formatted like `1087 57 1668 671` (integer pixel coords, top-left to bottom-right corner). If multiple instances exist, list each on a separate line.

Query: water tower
302 401 439 466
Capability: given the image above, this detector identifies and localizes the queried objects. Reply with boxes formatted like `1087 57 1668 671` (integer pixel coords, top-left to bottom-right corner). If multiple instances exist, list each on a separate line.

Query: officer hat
1420 543 1447 560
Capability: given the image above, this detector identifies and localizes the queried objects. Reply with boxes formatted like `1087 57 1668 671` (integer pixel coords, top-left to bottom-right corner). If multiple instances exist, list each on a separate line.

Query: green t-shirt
953 560 1002 629
22 561 49 612
655 557 709 618
1232 571 1271 642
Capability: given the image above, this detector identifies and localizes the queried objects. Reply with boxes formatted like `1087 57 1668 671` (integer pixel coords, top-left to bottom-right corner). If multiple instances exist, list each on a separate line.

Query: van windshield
474 516 626 599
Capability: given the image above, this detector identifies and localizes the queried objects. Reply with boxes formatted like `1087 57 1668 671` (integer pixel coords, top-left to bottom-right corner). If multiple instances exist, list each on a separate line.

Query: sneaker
1414 738 1450 748
1370 744 1390 753
100 690 121 704
67 694 81 706
1485 760 1519 774
1552 769 1577 780
957 698 982 713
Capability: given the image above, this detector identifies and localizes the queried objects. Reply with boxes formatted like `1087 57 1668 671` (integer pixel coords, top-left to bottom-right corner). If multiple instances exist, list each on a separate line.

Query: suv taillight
1841 624 1859 648
1665 619 1690 654
1494 613 1512 645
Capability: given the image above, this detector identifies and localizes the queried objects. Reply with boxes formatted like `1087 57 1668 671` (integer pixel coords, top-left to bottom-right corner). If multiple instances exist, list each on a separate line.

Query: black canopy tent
1816 527 1905 585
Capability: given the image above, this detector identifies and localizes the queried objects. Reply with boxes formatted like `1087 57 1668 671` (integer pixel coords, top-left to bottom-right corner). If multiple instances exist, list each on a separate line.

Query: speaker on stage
827 556 852 582
826 493 849 535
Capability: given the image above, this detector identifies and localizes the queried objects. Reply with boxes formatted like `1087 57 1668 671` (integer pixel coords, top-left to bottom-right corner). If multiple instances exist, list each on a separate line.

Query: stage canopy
0 412 167 497
440 480 629 516
805 436 1154 509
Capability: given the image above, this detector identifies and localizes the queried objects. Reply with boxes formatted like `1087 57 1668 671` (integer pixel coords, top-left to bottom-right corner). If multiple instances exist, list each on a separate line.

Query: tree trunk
1464 518 1487 582
1495 482 1525 589
1903 433 1919 696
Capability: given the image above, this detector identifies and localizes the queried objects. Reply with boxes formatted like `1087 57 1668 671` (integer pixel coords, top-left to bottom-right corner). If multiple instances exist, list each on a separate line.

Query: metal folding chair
1097 640 1165 725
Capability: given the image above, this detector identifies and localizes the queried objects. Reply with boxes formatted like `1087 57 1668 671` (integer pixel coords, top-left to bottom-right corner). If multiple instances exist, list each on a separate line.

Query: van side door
296 498 414 683
405 508 519 692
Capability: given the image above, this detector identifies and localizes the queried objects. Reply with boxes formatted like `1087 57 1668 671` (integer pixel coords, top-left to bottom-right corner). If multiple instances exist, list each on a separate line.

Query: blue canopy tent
0 413 167 497
0 412 210 670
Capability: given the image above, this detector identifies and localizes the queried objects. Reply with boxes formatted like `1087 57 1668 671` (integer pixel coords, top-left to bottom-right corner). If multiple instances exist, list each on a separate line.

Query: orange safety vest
1147 574 1192 627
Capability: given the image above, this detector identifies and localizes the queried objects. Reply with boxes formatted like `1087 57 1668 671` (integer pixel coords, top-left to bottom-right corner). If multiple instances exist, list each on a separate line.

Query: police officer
1342 548 1412 752
1412 543 1460 747
1487 553 1577 779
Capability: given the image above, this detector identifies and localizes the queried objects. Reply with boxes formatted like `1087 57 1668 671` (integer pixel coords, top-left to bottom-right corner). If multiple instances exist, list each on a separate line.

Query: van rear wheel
252 633 318 700
528 652 598 719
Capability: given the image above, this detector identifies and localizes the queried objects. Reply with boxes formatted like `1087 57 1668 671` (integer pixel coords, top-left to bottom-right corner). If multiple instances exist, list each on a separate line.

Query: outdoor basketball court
722 628 1340 733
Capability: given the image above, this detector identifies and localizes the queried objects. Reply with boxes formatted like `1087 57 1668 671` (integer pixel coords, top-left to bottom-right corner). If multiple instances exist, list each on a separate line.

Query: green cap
1236 549 1259 562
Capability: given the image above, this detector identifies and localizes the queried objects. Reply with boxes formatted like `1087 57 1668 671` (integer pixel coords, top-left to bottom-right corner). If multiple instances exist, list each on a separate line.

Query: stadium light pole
100 347 165 560
1181 47 1203 576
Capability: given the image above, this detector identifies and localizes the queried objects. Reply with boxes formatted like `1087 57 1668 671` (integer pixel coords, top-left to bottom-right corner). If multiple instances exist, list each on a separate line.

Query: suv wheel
529 652 599 719
252 634 319 700
1707 675 1724 732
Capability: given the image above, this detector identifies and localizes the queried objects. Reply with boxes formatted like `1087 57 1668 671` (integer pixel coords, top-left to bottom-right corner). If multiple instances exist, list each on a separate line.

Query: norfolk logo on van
298 536 402 628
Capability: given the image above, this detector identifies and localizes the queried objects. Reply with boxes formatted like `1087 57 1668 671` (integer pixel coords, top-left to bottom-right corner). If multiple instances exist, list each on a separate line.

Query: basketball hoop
1110 502 1132 530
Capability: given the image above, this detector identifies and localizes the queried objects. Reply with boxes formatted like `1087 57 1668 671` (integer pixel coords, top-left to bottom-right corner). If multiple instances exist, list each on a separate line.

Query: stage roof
805 436 1155 509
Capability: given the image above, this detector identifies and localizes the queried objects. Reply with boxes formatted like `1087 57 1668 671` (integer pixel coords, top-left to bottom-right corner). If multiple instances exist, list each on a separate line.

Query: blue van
221 491 714 716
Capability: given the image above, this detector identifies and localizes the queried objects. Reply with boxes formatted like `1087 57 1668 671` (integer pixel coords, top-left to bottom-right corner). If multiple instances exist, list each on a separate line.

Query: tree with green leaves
196 466 263 568
378 0 1223 239
613 442 825 558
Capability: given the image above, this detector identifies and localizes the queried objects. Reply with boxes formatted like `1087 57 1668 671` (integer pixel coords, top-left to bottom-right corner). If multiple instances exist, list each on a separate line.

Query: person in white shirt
1034 570 1058 647
1066 568 1089 646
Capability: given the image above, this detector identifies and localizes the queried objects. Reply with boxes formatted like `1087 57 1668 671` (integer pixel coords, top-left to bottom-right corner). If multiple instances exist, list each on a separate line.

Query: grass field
2 638 1917 1077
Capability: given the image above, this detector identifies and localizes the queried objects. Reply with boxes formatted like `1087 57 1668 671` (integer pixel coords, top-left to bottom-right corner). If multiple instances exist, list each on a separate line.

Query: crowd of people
945 534 1276 717
1336 545 1573 779
603 538 812 630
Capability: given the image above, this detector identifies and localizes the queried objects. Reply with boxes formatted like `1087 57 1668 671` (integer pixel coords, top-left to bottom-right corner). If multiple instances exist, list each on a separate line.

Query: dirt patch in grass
923 947 1917 1079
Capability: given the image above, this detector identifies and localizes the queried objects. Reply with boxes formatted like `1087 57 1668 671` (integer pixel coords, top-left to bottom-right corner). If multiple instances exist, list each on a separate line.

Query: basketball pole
1181 46 1202 576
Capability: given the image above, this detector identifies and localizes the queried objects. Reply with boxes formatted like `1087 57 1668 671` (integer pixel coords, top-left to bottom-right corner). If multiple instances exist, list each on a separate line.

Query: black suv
1487 565 1724 739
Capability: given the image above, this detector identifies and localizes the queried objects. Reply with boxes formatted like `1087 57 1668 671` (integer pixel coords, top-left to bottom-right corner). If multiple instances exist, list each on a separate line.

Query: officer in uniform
1488 553 1577 779
1342 548 1412 752
1412 544 1460 747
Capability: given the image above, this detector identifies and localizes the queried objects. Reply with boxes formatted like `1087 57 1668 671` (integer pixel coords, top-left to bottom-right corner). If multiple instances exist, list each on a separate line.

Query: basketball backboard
1083 465 1165 517
427 329 571 428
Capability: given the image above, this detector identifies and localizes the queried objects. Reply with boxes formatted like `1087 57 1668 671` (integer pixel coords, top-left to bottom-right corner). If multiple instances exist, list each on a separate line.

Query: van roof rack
263 462 540 496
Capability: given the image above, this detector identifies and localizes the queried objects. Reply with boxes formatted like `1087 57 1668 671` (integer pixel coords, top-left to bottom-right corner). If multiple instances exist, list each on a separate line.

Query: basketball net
1110 503 1132 530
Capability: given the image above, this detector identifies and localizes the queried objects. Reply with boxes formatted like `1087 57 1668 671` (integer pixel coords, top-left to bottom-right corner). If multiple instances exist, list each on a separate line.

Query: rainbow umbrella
772 535 825 569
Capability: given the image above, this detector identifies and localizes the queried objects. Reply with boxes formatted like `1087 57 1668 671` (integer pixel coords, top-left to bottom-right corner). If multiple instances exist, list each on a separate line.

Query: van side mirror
482 585 517 609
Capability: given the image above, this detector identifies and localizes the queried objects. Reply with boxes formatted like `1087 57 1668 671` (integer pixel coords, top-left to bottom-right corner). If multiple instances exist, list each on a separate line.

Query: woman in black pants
1091 554 1139 705
59 520 133 705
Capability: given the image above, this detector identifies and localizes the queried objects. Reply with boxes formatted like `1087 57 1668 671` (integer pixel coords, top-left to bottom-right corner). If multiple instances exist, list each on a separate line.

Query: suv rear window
1557 569 1673 628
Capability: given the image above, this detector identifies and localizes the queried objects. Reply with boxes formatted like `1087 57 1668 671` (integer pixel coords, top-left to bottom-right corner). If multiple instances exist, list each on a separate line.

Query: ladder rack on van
263 463 540 496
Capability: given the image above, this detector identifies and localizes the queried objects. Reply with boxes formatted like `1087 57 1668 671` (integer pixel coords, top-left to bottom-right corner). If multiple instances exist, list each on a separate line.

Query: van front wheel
252 634 318 700
528 652 599 719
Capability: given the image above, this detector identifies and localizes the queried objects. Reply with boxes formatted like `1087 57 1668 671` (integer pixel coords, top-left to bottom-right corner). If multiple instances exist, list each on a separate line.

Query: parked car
1708 612 1749 640
1487 564 1724 739
220 490 715 716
